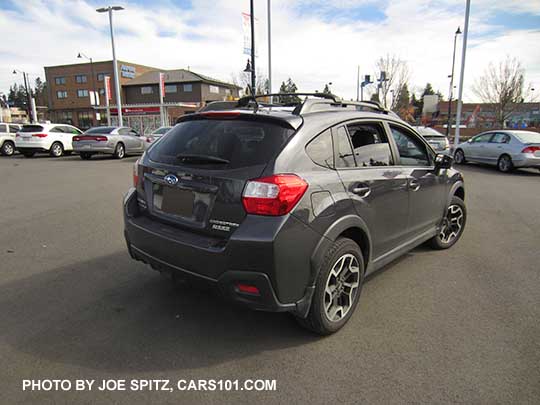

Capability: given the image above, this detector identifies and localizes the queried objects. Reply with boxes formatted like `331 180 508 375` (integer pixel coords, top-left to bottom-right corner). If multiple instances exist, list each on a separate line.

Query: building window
97 73 107 81
183 84 193 92
58 111 73 124
77 111 93 129
77 89 89 98
165 85 177 93
209 85 219 94
55 77 66 85
141 86 153 95
57 90 68 99
98 88 105 95
75 75 87 84
225 88 231 95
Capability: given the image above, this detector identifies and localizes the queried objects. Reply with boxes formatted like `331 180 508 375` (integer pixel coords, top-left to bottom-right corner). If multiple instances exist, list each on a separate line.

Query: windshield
85 126 116 134
416 127 444 137
148 118 294 169
512 131 540 144
20 125 44 132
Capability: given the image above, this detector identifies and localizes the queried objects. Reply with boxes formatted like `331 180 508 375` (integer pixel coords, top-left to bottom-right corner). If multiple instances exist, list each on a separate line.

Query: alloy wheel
2 142 14 156
324 253 360 322
455 150 464 164
51 143 63 157
498 156 511 172
439 204 464 244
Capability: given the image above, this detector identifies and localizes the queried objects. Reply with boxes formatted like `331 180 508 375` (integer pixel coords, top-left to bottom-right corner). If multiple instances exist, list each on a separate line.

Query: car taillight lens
242 174 308 216
133 159 140 187
522 146 540 153
73 136 80 142
95 136 107 141
32 133 48 138
146 137 152 143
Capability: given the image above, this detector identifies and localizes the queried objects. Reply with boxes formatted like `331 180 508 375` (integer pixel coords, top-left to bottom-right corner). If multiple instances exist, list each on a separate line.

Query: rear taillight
73 136 80 142
242 174 308 216
16 133 20 137
95 136 107 142
522 146 540 153
200 111 241 119
32 133 48 138
145 137 152 143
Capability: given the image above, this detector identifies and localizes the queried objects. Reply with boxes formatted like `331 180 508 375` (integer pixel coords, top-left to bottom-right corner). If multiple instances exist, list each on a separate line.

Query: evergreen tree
278 78 300 104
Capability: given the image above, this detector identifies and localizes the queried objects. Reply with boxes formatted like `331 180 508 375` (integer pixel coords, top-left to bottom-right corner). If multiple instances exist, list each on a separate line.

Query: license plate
83 144 91 149
23 137 31 141
153 185 194 217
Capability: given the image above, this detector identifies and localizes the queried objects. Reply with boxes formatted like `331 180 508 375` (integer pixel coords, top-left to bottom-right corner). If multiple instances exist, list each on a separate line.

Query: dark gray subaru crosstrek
123 94 466 335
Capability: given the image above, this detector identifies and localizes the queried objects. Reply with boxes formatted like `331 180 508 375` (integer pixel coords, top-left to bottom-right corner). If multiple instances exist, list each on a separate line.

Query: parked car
414 126 450 154
143 126 173 149
0 123 21 156
454 130 540 172
72 126 145 160
123 94 466 335
15 123 82 158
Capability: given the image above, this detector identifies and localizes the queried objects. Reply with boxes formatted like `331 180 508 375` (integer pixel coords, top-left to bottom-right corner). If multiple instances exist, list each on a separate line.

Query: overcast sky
1 0 539 103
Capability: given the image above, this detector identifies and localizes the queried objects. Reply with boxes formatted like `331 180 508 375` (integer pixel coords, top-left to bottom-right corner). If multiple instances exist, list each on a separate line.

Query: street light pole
454 0 470 149
78 52 98 126
97 5 124 126
446 27 462 137
267 0 272 100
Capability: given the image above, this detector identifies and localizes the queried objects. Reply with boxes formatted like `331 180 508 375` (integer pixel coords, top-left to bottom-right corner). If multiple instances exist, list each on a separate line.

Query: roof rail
236 93 392 116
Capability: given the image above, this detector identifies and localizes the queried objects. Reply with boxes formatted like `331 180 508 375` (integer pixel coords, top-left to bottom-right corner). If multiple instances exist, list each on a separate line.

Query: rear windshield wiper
175 153 230 164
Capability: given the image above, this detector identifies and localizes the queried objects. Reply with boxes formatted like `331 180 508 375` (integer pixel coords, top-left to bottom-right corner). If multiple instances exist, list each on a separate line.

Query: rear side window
85 127 116 134
490 133 510 144
334 126 355 168
9 125 19 133
21 125 44 133
148 118 294 169
347 122 393 167
0 124 6 132
306 129 334 169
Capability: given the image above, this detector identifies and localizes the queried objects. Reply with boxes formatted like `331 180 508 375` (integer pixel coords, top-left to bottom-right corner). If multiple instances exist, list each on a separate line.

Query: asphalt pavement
0 154 539 404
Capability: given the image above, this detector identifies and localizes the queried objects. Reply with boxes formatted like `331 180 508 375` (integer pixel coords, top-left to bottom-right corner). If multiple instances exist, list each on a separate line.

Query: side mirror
434 153 453 171
467 138 473 143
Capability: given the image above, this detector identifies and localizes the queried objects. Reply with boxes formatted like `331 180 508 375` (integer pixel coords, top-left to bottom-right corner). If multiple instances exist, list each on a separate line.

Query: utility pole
267 0 272 100
446 27 462 137
250 0 256 92
454 0 470 149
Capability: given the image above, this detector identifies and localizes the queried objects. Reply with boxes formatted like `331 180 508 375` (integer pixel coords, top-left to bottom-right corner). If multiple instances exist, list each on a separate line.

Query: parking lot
0 154 539 404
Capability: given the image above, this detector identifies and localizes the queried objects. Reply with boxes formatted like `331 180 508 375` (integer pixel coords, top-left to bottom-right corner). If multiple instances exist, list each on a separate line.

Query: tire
80 152 92 160
1 141 15 156
22 151 35 158
454 149 466 165
428 196 466 250
49 142 64 157
296 238 364 335
113 143 125 159
497 154 513 173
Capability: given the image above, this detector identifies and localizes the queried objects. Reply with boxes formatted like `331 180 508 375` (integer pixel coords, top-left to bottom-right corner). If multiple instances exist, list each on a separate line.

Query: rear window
513 131 540 144
21 125 44 133
85 126 116 134
416 127 444 137
148 118 294 169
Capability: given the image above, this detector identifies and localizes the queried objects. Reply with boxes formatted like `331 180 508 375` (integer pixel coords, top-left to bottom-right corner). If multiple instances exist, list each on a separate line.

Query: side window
129 130 139 136
490 133 510 144
390 125 431 166
333 126 355 168
0 124 6 133
50 126 64 133
347 122 393 167
306 129 334 169
473 133 493 143
63 126 80 134
118 128 130 135
9 125 19 133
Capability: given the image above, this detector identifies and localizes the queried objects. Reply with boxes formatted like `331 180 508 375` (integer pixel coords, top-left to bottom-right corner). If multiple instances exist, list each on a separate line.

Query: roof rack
236 93 392 116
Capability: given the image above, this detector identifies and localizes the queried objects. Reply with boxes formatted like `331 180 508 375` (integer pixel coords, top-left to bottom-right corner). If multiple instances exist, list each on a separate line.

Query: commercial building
44 61 241 133
44 60 157 129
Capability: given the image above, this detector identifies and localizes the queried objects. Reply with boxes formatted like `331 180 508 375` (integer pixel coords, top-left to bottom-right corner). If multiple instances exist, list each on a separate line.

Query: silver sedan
73 126 145 160
454 130 540 172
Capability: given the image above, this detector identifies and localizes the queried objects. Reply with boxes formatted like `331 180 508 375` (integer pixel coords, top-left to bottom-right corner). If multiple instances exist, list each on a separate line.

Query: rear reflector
242 174 308 216
522 146 540 153
32 133 48 138
236 283 260 295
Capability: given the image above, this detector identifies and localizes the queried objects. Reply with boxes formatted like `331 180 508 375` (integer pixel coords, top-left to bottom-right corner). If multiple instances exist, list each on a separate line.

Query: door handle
352 186 371 198
409 179 420 191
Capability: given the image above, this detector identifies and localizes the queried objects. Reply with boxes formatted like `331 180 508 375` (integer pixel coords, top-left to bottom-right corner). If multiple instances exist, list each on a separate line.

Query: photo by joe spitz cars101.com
123 93 466 335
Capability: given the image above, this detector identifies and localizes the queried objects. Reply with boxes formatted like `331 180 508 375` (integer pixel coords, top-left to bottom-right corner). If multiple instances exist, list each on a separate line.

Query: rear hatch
137 113 297 239
424 135 448 150
17 125 46 143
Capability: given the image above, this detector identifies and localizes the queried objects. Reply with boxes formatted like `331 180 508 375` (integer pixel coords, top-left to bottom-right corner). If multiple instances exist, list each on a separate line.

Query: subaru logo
164 174 178 185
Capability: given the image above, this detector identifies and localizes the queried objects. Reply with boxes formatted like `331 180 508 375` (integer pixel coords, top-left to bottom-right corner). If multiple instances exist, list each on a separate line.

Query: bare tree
472 57 532 127
374 54 410 109
231 69 269 96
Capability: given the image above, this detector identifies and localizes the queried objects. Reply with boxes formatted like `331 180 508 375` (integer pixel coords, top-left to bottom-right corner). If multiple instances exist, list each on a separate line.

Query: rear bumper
123 188 316 316
513 154 540 168
73 144 115 154
16 146 50 153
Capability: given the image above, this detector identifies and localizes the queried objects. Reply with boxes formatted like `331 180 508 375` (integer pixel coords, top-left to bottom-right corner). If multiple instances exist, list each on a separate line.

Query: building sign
120 65 136 79
110 107 160 115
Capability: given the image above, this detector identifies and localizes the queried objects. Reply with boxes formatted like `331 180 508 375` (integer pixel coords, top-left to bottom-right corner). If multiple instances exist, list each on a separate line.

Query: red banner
104 76 112 100
110 107 160 115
